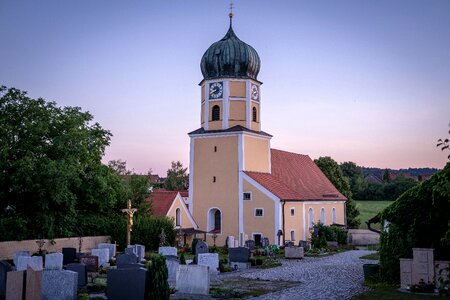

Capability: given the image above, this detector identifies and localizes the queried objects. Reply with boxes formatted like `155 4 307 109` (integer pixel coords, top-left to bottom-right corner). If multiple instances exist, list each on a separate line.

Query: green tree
437 124 450 160
314 156 360 228
0 86 124 240
382 169 391 183
164 161 188 190
340 161 367 199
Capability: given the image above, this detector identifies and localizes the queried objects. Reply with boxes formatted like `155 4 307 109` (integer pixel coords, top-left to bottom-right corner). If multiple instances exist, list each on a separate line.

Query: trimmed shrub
148 255 170 300
179 252 186 265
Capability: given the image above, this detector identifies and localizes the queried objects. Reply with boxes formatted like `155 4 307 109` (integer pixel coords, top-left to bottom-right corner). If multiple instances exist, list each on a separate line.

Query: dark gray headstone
284 241 295 247
107 268 148 300
244 240 255 250
116 253 138 268
117 263 145 269
195 240 208 255
62 248 77 265
261 237 270 247
66 263 87 287
0 260 13 297
79 256 98 272
228 247 250 263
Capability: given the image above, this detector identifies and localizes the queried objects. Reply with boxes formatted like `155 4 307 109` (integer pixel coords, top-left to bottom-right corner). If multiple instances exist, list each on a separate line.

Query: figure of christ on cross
121 200 137 246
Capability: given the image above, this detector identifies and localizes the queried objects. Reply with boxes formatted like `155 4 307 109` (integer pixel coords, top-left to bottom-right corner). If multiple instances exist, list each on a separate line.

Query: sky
1 0 449 175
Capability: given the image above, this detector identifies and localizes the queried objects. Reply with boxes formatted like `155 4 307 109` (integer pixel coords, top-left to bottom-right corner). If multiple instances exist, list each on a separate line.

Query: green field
355 200 394 229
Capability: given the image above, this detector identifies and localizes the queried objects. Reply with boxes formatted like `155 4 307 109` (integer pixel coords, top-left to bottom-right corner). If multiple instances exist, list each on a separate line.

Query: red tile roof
245 149 346 201
149 190 188 217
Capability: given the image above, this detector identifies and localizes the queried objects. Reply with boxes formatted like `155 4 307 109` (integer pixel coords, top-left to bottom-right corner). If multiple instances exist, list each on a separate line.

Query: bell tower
188 11 271 246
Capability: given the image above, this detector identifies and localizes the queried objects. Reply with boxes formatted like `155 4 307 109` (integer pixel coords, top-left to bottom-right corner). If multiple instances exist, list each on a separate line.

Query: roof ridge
271 148 309 157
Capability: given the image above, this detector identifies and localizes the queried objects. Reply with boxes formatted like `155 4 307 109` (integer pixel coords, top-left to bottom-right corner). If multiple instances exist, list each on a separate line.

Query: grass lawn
355 200 393 229
352 286 444 300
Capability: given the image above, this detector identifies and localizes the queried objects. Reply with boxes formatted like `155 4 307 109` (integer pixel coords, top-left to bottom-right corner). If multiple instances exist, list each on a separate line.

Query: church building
186 13 347 247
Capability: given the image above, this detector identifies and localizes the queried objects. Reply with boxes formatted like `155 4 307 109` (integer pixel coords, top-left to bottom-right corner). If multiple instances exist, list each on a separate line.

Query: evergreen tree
164 161 188 190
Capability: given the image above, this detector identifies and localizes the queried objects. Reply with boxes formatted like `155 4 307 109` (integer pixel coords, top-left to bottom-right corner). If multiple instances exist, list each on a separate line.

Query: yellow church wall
283 202 304 243
251 102 260 131
229 100 246 121
192 136 239 246
201 84 205 101
229 120 247 127
166 195 197 230
208 101 222 130
201 102 205 125
230 81 246 97
243 135 270 173
243 179 275 242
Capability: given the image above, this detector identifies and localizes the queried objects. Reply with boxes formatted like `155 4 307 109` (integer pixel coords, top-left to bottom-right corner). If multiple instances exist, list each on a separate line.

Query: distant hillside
361 167 439 181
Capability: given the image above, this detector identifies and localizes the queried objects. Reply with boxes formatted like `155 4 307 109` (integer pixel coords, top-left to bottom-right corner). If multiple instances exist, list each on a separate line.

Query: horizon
1 0 449 175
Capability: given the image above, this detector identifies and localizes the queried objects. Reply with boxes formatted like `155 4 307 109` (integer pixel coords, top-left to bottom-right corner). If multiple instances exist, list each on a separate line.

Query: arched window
320 208 325 224
332 208 336 224
308 208 314 229
212 105 220 121
175 208 181 227
252 107 257 122
208 208 222 233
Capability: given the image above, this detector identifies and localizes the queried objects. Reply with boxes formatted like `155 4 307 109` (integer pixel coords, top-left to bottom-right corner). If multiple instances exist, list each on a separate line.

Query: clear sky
1 0 449 175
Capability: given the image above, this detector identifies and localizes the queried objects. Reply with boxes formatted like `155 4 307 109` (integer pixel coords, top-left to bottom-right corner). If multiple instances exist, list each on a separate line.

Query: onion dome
200 16 261 81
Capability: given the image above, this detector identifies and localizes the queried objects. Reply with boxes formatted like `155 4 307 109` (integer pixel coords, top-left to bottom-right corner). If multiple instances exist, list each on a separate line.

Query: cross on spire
229 1 234 25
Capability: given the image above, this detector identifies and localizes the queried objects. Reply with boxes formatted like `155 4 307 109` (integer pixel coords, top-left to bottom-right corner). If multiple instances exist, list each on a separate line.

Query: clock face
251 84 259 100
209 82 223 99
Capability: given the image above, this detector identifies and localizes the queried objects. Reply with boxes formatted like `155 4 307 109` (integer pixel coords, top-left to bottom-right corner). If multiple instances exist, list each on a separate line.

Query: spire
229 1 234 27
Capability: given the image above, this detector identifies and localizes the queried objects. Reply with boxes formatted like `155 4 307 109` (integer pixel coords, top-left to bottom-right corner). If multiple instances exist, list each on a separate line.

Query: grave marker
176 265 209 295
13 251 29 268
62 248 77 265
25 266 42 300
244 240 255 250
66 263 87 287
197 253 219 275
228 247 250 263
91 248 109 267
261 237 270 247
42 269 78 300
79 256 98 273
116 253 138 268
158 246 177 257
107 267 148 300
0 261 13 298
16 256 43 271
285 246 304 259
45 253 63 270
165 256 179 288
98 243 116 259
5 271 25 300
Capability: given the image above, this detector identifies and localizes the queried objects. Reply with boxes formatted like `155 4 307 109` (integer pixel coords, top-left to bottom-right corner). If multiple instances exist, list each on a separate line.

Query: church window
332 208 336 224
255 208 264 217
243 192 251 200
212 105 220 121
320 208 325 224
290 230 296 241
208 208 222 233
308 208 314 228
175 208 181 227
252 107 257 122
290 208 295 216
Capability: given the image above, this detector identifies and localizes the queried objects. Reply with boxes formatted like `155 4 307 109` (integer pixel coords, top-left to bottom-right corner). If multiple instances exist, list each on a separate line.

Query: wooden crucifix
121 200 137 246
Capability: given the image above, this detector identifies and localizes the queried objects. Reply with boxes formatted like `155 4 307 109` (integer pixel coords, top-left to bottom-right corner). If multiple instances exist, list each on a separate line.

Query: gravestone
227 236 236 248
107 267 148 300
158 246 177 257
176 265 209 295
42 269 77 300
66 263 87 287
26 266 42 300
165 256 179 288
197 253 219 275
91 248 109 267
98 243 116 260
0 261 13 298
284 241 294 247
5 271 25 300
285 246 304 259
117 263 145 269
261 237 270 247
196 240 208 255
13 251 29 267
126 244 145 262
16 256 43 271
298 240 311 250
228 247 250 263
79 256 98 272
45 253 63 270
62 248 77 265
116 253 138 268
244 240 255 250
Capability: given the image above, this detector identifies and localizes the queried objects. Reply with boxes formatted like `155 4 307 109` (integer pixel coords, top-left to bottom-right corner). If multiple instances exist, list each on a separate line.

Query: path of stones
211 250 376 300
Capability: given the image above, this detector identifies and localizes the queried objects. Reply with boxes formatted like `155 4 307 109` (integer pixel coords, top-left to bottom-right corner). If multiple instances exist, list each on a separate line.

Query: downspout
282 200 286 246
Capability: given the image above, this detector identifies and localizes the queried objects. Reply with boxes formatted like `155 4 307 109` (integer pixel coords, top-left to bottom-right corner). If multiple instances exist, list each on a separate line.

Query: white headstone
98 243 116 259
176 265 209 295
127 245 145 261
158 247 177 257
91 248 109 267
45 253 63 270
234 240 239 248
165 256 179 288
16 256 43 271
285 246 304 259
227 236 235 248
13 251 29 267
197 253 219 275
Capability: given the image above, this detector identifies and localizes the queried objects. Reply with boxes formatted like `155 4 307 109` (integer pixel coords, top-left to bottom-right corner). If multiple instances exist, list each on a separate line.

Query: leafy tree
164 161 188 190
437 124 450 160
0 86 124 240
382 169 391 183
314 156 360 228
340 162 367 199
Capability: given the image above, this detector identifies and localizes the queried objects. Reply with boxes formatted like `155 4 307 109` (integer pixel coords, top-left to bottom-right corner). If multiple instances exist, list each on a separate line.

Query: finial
229 1 234 26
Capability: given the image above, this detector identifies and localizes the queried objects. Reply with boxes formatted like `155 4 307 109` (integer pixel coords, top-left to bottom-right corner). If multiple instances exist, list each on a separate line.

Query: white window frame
308 208 314 229
243 192 252 201
290 230 296 241
332 207 336 224
320 207 325 224
207 207 222 235
254 208 264 217
175 208 181 227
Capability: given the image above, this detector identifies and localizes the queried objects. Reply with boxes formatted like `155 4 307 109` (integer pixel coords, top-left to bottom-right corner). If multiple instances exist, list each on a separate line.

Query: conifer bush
148 255 170 300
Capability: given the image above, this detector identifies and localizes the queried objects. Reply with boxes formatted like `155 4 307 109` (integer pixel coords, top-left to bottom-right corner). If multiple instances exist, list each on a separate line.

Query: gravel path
240 250 376 300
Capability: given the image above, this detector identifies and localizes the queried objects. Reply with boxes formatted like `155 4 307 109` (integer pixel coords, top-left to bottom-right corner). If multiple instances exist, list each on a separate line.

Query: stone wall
0 236 110 260
347 229 379 245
